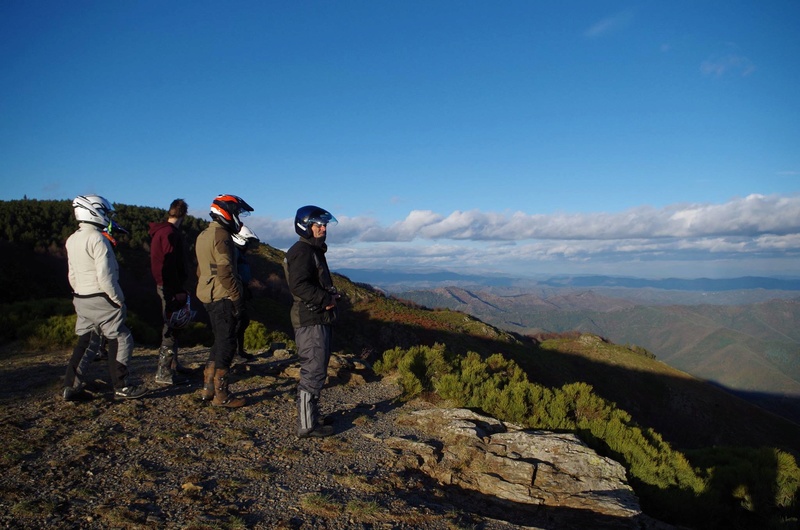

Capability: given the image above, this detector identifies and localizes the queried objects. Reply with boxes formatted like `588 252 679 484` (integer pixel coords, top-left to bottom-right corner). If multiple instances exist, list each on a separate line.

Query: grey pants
73 295 133 366
294 324 332 396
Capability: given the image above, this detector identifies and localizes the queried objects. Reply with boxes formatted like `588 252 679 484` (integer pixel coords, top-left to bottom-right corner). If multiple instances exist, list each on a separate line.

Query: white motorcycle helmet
73 195 115 228
166 292 196 329
232 224 260 250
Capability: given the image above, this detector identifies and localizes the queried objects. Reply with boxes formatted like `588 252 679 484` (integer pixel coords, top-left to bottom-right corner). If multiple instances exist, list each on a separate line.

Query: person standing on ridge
284 205 341 438
195 194 253 407
231 224 260 361
62 195 147 401
149 198 193 385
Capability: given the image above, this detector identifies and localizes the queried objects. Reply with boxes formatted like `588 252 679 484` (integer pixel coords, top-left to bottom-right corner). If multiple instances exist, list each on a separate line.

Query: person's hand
232 298 245 317
325 293 341 311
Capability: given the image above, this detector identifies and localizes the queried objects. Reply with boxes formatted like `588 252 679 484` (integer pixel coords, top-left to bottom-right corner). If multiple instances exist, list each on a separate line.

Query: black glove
167 291 188 312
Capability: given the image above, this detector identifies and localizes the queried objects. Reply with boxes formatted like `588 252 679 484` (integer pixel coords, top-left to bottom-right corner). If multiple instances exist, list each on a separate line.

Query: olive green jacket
195 221 242 304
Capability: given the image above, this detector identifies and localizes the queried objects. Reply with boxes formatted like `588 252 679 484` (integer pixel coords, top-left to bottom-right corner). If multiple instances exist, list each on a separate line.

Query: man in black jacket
284 205 340 438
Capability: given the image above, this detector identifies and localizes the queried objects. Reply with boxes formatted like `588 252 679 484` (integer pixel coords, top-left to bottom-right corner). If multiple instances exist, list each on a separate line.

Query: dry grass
299 492 341 517
333 472 387 494
345 499 387 522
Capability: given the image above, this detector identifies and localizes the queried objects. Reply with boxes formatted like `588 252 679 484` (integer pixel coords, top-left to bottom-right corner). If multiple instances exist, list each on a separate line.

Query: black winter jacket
284 237 337 328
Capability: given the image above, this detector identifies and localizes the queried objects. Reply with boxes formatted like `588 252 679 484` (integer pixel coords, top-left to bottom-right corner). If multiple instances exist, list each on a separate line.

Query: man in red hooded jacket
149 198 192 385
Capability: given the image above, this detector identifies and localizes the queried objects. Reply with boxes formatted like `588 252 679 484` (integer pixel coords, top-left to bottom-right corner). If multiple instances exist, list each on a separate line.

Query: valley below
353 274 800 426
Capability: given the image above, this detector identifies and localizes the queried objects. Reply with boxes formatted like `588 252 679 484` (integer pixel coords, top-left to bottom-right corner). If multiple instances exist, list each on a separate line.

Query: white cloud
335 194 800 242
584 10 634 39
247 194 800 277
700 53 755 77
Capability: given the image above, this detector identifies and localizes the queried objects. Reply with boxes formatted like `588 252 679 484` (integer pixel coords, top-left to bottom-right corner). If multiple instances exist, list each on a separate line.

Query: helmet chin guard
232 224 260 249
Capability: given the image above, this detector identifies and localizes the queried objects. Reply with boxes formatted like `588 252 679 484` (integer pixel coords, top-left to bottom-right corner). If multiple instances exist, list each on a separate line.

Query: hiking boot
296 389 333 437
201 361 216 402
155 347 189 385
297 424 334 439
115 385 148 400
212 368 246 408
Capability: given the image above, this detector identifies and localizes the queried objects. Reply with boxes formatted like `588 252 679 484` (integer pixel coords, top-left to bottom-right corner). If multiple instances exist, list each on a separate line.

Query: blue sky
2 1 799 279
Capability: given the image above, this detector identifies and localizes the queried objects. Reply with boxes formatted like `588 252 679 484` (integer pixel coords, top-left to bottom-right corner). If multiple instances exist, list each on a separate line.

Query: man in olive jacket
195 194 253 408
284 205 341 438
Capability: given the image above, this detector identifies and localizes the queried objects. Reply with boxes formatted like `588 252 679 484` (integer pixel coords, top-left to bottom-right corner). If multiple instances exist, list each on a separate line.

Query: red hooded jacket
149 221 188 295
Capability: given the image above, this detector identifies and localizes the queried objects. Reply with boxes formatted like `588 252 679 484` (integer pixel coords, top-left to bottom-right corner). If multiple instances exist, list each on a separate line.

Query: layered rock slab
385 408 642 520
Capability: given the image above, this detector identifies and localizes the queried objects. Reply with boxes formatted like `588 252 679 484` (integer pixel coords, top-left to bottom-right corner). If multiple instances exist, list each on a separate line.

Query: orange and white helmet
209 194 253 233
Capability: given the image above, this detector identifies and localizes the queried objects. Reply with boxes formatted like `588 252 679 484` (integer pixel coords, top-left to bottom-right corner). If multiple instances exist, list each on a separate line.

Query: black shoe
115 385 149 399
297 424 334 438
62 385 87 401
155 371 190 386
237 351 255 361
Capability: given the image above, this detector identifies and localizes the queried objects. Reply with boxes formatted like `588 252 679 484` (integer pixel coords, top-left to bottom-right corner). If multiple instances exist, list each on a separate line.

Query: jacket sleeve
94 236 125 306
214 232 242 302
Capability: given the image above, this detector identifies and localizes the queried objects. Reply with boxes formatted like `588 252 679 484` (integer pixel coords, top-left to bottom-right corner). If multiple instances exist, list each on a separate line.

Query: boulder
386 408 644 521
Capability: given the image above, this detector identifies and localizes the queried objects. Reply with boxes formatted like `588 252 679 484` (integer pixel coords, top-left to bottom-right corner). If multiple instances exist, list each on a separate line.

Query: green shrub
244 321 269 351
24 314 77 349
684 446 800 528
375 343 452 397
241 321 292 352
0 298 74 343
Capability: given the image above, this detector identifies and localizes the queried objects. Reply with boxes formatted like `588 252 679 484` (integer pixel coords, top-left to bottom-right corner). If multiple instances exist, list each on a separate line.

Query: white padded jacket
66 224 125 307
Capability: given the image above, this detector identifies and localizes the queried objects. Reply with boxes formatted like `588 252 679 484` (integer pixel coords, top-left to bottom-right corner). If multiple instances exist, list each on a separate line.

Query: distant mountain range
336 269 800 304
376 276 800 425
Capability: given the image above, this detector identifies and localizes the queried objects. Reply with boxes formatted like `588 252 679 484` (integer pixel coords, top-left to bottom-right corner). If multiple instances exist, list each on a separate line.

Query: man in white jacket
62 195 147 401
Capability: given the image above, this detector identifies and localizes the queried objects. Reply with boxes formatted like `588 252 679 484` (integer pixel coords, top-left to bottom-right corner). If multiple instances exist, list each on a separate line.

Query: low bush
376 345 800 529
24 314 77 349
0 298 74 344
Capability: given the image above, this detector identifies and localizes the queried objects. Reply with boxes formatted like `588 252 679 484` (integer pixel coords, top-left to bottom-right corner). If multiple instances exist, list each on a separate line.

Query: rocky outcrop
384 408 659 526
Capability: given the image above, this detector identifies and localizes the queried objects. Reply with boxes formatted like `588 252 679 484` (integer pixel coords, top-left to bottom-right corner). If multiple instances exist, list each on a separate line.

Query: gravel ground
0 345 549 530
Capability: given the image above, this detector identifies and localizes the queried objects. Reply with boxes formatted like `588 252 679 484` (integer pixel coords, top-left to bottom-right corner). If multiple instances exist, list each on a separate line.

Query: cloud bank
248 194 800 278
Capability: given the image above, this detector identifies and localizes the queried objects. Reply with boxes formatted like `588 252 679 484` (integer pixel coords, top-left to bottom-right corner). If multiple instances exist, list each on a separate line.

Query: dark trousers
157 285 176 350
236 309 249 355
205 299 237 369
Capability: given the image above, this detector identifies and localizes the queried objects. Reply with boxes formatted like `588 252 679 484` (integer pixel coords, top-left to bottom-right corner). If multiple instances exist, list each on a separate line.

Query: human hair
168 198 188 219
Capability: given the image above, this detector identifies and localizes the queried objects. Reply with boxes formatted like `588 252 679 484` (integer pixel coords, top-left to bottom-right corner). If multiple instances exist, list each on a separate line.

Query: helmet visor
308 212 337 226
